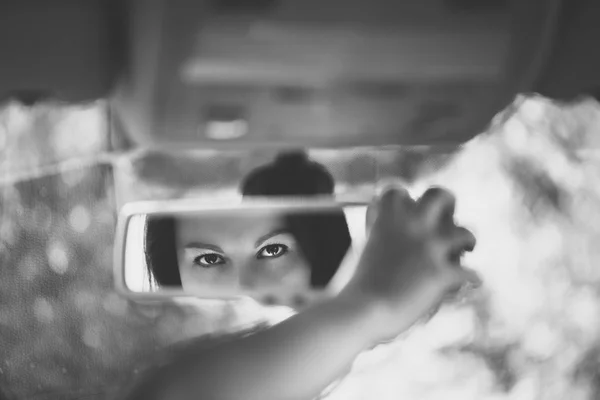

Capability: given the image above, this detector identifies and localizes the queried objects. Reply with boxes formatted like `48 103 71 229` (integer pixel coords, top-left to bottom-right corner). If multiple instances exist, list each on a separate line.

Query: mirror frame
113 196 371 301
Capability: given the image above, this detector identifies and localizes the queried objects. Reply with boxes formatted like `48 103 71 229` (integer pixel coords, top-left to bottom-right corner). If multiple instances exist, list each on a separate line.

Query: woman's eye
194 253 226 268
257 244 289 259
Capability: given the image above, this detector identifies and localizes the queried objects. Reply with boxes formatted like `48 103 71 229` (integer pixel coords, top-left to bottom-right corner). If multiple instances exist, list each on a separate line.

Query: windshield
2 96 600 399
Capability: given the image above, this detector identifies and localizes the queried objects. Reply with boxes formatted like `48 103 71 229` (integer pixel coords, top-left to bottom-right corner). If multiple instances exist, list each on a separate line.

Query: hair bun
241 150 335 196
274 150 310 167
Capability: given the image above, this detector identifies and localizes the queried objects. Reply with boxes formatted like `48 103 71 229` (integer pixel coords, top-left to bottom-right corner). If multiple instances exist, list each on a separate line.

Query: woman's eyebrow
254 229 290 248
185 242 224 253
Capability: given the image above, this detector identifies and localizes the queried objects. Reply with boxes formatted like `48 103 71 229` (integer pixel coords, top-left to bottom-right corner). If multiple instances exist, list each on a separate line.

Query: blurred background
2 95 600 399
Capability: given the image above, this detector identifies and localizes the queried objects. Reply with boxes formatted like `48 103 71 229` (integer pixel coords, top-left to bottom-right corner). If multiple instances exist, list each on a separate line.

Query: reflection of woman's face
174 210 311 293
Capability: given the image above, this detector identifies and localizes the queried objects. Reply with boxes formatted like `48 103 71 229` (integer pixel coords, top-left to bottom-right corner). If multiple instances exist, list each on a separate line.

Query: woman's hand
340 183 481 344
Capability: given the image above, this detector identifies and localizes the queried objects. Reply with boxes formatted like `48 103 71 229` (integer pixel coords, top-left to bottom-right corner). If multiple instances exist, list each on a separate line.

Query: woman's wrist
330 290 396 347
334 280 434 346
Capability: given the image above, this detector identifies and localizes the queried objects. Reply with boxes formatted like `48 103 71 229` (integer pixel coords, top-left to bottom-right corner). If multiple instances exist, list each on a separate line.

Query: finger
447 227 477 264
375 178 410 197
376 183 415 214
367 182 415 233
442 273 481 303
438 263 482 306
448 267 483 290
417 187 456 229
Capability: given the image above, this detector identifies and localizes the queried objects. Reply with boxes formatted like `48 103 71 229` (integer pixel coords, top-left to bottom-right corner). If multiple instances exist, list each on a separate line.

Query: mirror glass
118 201 368 308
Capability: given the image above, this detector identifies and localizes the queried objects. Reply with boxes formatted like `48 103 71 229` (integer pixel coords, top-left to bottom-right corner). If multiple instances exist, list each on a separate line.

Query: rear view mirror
114 198 368 309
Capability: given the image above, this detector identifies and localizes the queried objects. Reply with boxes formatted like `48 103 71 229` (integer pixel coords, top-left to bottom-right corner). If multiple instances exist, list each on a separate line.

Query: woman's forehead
175 211 287 244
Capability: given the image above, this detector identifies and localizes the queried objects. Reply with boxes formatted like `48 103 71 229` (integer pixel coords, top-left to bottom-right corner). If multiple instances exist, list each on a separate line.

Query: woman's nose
227 253 256 288
239 263 260 289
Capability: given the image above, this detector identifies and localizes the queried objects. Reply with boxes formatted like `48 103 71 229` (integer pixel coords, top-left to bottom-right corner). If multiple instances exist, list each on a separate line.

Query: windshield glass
2 96 600 399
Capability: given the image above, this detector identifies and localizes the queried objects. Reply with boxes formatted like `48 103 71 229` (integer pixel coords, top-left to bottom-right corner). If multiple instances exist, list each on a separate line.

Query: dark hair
144 150 352 289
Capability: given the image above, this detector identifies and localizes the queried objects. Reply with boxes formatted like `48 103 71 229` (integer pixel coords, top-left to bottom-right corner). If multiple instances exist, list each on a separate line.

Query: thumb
444 267 483 297
444 268 483 302
457 267 483 288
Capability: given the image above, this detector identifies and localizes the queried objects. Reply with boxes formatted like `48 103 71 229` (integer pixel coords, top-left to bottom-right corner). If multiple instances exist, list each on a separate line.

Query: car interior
2 0 600 399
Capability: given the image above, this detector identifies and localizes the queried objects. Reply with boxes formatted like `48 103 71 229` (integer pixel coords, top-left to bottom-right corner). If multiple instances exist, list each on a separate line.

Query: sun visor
112 0 537 150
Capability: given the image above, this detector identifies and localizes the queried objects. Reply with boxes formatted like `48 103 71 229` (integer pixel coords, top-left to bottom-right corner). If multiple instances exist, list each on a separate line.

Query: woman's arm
150 296 388 400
